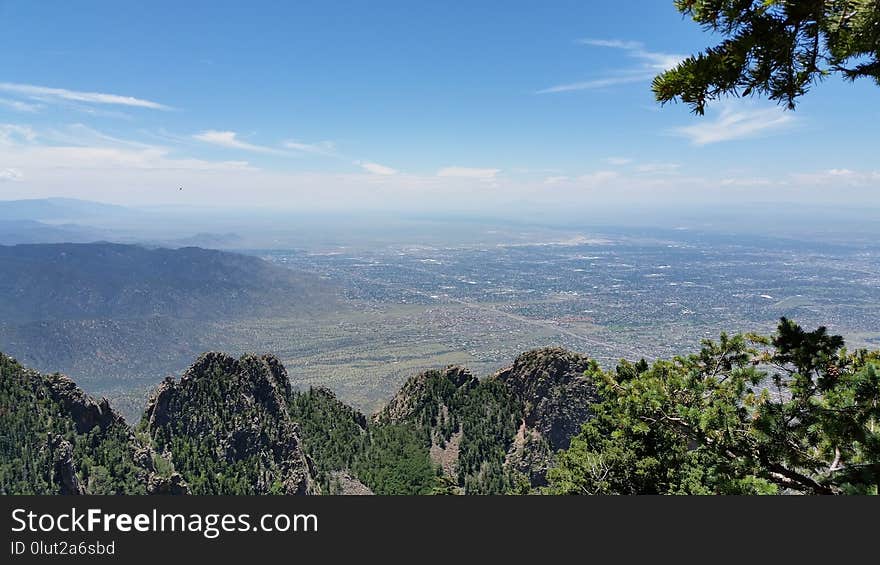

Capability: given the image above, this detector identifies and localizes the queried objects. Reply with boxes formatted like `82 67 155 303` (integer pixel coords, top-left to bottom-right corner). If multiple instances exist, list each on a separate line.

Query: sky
0 0 878 215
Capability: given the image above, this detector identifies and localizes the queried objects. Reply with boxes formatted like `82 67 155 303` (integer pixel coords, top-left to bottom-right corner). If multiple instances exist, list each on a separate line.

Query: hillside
1 347 599 495
0 242 336 321
0 353 186 495
143 352 319 495
4 323 878 496
0 243 341 400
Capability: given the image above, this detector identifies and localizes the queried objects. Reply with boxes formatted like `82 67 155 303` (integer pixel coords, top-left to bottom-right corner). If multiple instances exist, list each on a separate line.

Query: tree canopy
653 1 880 113
546 318 880 495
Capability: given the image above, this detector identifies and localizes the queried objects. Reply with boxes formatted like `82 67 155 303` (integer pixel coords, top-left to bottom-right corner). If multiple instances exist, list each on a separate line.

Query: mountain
143 352 319 495
0 242 340 398
1 347 600 495
0 352 187 495
0 198 134 223
0 242 335 321
371 349 598 492
0 219 108 245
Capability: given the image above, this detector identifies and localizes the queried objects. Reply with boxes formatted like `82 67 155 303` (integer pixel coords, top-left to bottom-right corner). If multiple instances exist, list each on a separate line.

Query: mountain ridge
1 347 599 495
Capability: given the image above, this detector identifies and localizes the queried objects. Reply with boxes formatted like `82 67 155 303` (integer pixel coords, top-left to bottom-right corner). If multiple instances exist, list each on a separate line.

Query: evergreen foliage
1 353 152 494
546 318 880 495
654 1 880 113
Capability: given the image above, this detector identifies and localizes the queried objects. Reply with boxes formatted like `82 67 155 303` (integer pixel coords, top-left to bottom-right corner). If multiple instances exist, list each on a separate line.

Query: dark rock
47 435 83 495
145 352 319 495
43 373 123 434
146 473 189 495
493 347 598 451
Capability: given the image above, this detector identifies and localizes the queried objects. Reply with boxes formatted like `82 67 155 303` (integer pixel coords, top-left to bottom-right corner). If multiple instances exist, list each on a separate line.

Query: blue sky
0 0 877 212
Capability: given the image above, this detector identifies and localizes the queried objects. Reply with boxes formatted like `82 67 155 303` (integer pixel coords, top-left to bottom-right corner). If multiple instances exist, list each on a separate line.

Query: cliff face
364 349 600 492
493 348 599 487
0 353 186 495
494 348 598 450
144 352 319 495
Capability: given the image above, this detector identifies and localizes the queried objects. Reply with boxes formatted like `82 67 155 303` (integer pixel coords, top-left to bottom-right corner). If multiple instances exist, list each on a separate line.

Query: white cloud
543 175 570 185
358 161 398 175
0 124 37 145
0 167 23 181
437 166 500 181
577 39 643 51
720 177 774 187
539 39 685 94
672 103 796 145
791 168 880 186
537 74 651 94
44 123 154 149
576 39 685 71
0 83 169 110
576 170 619 187
194 131 340 158
193 130 288 155
636 162 680 174
604 157 633 166
283 139 337 156
0 98 42 113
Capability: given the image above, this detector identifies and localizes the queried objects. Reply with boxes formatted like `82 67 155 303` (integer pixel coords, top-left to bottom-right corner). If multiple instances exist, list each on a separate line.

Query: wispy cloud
0 124 37 145
437 166 500 181
283 139 337 156
0 167 23 181
543 175 571 185
636 162 680 174
603 157 633 166
537 74 650 94
791 168 880 186
194 130 341 158
672 103 796 145
193 130 288 155
539 39 685 94
0 83 170 110
720 177 774 187
577 39 684 72
576 170 619 187
0 98 43 113
357 161 398 175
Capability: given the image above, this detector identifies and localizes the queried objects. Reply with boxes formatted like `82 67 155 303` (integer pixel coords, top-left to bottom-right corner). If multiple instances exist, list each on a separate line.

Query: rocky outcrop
0 352 186 495
327 471 374 495
47 435 83 495
144 352 319 495
374 365 478 426
146 472 190 495
43 373 124 434
490 348 599 487
493 347 598 452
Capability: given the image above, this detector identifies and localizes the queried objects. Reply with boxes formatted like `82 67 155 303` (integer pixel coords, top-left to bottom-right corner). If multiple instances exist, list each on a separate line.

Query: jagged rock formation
493 348 598 451
374 365 478 429
0 352 186 495
364 349 600 492
47 435 83 495
144 352 319 495
492 348 599 487
43 373 126 434
3 347 598 495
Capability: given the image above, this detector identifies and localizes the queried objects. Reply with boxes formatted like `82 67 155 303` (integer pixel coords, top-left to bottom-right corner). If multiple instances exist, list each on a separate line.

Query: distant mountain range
0 198 133 223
